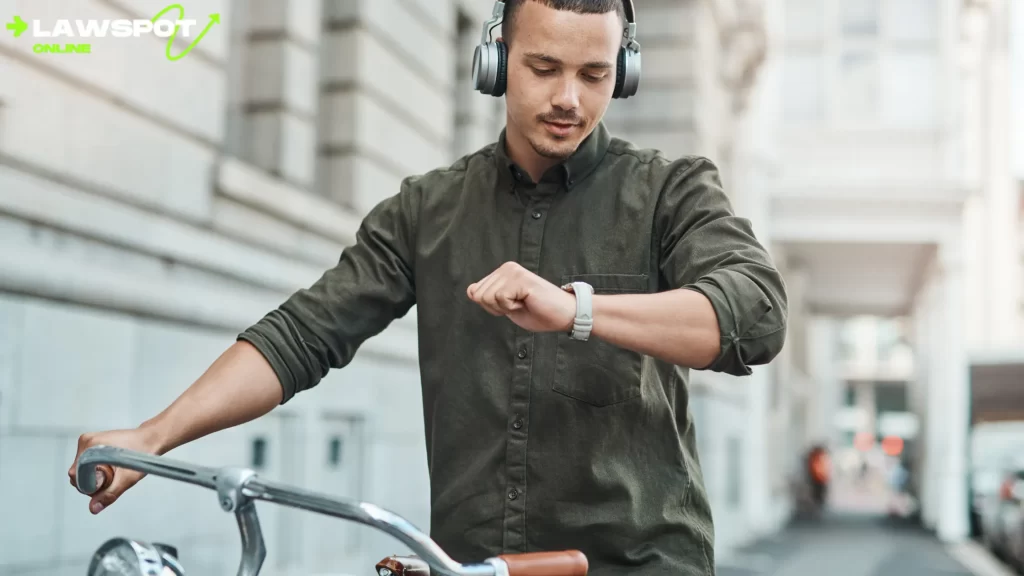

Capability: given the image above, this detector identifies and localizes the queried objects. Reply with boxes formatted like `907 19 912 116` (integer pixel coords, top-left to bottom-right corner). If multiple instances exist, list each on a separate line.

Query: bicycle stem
77 446 495 576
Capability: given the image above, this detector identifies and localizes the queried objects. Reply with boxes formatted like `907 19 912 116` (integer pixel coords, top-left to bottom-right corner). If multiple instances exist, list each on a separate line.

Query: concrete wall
0 0 779 573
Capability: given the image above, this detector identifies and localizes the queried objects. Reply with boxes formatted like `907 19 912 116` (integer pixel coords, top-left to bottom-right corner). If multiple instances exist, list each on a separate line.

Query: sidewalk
715 513 975 576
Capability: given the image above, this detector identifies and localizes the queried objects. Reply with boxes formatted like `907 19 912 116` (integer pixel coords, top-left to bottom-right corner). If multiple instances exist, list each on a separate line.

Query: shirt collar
494 121 611 191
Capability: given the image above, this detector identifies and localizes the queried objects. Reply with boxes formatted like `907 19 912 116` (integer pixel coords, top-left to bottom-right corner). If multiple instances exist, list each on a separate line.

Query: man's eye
584 74 606 82
533 68 555 76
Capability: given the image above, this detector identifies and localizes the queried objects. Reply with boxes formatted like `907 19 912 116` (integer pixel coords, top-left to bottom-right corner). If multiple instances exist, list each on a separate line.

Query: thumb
496 291 525 313
89 468 141 514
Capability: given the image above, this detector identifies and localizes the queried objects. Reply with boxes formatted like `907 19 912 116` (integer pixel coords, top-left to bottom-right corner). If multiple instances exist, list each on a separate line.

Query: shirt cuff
682 275 776 377
237 320 299 405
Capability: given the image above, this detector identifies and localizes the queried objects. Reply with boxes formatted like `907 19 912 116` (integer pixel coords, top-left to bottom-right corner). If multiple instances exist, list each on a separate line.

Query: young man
69 0 788 573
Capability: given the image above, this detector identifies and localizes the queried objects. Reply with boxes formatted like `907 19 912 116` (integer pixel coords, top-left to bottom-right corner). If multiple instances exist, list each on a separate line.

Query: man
68 0 788 573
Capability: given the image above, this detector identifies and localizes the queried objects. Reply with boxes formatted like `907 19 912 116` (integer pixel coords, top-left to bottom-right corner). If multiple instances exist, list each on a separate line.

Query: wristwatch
560 281 594 341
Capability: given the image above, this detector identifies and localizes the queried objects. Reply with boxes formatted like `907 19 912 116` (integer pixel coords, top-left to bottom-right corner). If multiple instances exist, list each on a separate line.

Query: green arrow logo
5 15 28 38
151 4 220 61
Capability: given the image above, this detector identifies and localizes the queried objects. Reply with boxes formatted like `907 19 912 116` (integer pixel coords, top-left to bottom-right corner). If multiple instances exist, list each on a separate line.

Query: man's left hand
467 262 576 333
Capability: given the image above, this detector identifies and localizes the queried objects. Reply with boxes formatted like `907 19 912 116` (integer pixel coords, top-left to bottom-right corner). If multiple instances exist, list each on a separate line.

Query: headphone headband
623 0 636 25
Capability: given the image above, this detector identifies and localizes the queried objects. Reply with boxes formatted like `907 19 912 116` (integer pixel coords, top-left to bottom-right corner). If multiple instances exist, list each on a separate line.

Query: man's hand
68 426 164 514
467 262 576 333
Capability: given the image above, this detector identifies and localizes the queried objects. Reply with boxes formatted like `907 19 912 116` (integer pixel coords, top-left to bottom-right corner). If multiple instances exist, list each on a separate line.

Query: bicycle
76 445 589 576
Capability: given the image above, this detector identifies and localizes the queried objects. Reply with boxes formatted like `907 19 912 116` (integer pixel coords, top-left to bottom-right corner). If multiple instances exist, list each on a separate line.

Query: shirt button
531 211 542 219
517 347 528 359
513 417 524 430
508 488 519 500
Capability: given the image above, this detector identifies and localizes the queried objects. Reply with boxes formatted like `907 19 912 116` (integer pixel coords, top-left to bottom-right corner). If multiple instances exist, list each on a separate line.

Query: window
884 0 938 43
836 48 879 123
308 414 366 567
841 0 880 38
782 54 824 125
327 435 343 467
785 0 823 43
251 436 268 469
882 52 937 127
781 0 824 126
844 384 857 407
781 0 940 129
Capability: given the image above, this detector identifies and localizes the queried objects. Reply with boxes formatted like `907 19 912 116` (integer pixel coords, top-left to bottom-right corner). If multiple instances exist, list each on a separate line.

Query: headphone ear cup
493 40 508 97
613 47 627 99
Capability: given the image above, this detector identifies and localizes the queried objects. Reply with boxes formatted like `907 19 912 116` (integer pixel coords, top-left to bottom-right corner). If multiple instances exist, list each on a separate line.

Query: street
716 513 974 576
713 469 1017 576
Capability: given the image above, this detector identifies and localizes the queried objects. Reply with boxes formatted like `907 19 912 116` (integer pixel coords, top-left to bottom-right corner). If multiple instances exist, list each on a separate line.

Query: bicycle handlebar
76 446 588 576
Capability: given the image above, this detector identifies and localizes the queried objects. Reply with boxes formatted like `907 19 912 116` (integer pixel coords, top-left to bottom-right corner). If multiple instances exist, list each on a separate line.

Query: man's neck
503 126 559 184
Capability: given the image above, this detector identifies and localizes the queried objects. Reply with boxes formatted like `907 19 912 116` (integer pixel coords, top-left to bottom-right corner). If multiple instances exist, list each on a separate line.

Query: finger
469 272 502 302
478 298 505 316
69 432 95 482
479 278 512 316
89 468 138 514
472 277 506 313
467 269 500 298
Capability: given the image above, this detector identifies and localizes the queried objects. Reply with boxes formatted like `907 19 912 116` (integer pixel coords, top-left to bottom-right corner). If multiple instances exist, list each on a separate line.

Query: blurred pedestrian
806 444 831 512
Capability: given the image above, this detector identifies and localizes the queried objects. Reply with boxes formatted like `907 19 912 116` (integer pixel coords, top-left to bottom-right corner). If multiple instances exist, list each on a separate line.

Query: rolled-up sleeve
656 157 788 376
238 176 421 403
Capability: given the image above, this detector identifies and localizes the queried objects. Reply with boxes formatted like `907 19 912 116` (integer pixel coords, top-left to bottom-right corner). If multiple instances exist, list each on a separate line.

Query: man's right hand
68 426 164 514
64 341 284 516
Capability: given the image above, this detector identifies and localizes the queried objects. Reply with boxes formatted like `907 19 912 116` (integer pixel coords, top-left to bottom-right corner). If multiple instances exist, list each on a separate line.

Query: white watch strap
569 281 593 341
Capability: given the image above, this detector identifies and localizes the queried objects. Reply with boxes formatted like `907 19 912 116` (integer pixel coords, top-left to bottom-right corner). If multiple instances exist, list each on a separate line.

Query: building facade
769 0 1023 543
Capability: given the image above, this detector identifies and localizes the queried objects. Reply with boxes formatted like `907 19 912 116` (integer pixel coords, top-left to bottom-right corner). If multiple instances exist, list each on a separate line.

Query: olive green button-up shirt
238 122 788 575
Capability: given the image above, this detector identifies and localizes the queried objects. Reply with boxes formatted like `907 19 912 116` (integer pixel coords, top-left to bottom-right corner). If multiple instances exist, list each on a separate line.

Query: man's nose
551 76 581 111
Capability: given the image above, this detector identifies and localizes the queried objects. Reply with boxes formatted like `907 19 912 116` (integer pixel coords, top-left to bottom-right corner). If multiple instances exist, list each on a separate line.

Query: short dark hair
501 0 626 44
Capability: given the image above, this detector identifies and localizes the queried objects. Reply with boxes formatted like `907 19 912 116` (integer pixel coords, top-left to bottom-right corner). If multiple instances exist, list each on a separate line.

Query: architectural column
242 0 323 191
920 273 943 529
808 316 842 447
908 275 934 511
981 0 1018 346
959 0 1018 348
937 242 970 541
319 0 455 215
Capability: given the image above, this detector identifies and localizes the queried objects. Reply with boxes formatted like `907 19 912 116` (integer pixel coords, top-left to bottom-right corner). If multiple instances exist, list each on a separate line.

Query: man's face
504 2 622 161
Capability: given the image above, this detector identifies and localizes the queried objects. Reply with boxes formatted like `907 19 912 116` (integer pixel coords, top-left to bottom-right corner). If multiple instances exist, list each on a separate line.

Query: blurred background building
1 0 1023 575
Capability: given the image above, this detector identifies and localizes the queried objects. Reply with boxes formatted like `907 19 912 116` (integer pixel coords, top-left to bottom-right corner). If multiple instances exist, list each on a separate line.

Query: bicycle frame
75 444 589 573
77 445 507 576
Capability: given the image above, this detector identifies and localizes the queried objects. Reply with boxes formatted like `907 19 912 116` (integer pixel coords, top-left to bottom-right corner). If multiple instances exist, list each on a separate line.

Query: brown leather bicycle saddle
375 554 431 575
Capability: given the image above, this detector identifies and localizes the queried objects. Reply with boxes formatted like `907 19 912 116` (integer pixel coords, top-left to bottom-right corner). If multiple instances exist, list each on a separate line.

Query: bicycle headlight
88 538 185 576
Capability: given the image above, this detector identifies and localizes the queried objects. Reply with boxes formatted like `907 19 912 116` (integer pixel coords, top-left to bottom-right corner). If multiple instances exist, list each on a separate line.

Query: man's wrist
562 297 576 333
139 417 173 455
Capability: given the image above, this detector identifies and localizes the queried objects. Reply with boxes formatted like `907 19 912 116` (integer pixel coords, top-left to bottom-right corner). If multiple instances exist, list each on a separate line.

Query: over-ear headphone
472 0 642 99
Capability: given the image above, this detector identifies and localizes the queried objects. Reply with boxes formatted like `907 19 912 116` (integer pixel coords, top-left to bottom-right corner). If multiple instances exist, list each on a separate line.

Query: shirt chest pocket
552 273 649 407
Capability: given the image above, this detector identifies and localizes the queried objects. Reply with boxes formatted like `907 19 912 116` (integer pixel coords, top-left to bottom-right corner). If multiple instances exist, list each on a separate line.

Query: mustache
538 111 583 125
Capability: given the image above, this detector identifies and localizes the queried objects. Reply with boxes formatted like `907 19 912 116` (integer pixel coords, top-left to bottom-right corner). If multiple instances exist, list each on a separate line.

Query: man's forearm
141 341 284 454
590 288 720 369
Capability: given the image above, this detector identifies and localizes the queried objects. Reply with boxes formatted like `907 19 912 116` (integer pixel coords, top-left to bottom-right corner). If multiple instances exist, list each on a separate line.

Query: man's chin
530 135 580 160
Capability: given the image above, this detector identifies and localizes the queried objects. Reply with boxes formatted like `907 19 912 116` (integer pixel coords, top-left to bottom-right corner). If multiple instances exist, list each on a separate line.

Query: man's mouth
543 120 578 137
